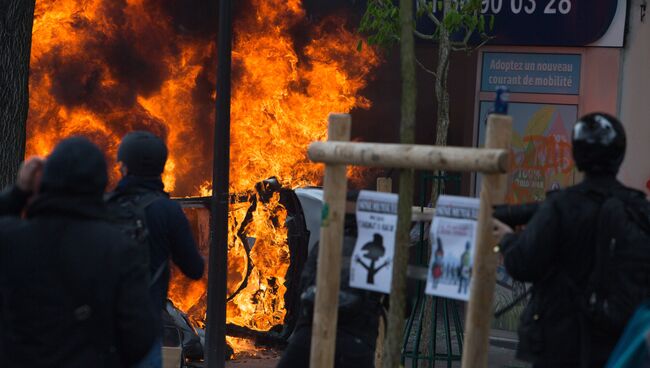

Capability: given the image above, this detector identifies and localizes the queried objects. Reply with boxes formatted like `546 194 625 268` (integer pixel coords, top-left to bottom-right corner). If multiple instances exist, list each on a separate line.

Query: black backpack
105 191 166 287
580 188 650 334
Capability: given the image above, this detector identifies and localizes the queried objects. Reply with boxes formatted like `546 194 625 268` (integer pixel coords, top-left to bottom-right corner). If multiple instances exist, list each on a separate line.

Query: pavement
224 330 530 368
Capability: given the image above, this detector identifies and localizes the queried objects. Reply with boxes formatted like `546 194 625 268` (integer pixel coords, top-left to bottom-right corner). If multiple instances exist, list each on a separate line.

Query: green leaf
437 0 443 11
489 15 495 30
357 39 363 52
478 15 485 32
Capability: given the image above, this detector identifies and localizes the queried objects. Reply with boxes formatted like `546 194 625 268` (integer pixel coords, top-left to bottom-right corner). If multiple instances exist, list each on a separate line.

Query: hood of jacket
39 136 108 197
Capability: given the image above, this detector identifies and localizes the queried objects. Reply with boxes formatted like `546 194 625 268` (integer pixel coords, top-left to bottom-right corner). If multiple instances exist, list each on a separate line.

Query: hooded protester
107 131 204 368
0 137 156 367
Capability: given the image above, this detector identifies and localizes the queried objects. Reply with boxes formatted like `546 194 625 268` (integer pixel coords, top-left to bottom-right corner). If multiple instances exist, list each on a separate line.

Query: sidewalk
224 331 530 368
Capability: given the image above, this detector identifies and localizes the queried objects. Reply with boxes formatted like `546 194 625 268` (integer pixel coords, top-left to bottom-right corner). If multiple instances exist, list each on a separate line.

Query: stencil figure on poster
354 233 391 284
458 242 472 294
431 237 445 289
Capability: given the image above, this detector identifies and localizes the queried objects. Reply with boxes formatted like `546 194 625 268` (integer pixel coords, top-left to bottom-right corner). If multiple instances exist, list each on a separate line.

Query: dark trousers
277 327 375 368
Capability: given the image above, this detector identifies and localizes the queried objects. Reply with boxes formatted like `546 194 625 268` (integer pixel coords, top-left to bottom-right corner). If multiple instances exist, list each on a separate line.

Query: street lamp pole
206 0 232 367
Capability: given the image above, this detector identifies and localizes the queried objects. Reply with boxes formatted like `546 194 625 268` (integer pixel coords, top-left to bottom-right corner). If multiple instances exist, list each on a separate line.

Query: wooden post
374 177 392 368
309 113 351 368
461 114 512 368
376 177 393 193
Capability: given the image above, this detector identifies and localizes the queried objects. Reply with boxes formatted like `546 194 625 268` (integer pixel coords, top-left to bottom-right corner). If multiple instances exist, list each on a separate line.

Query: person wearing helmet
107 131 204 368
492 113 647 368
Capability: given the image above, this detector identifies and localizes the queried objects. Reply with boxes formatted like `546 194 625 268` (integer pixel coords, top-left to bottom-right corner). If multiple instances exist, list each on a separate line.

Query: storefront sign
481 52 581 94
415 0 623 47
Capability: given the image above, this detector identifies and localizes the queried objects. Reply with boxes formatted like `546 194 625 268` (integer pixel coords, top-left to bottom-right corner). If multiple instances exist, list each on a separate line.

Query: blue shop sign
481 52 581 94
415 0 620 46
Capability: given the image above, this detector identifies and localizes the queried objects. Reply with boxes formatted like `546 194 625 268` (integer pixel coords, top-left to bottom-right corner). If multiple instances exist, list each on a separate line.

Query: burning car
169 178 310 356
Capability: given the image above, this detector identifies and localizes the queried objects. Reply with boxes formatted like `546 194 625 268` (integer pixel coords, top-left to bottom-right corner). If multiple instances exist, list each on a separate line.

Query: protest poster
349 190 398 294
425 195 480 301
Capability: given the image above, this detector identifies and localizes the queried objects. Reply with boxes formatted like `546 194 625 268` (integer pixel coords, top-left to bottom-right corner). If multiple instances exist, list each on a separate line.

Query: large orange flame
27 0 379 339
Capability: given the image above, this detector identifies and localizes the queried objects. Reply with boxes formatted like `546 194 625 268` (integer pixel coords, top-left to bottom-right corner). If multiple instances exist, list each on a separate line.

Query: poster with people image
425 195 480 301
349 190 398 294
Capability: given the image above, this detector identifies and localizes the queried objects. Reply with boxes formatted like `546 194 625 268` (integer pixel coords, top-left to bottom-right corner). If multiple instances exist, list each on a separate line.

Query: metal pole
206 0 232 367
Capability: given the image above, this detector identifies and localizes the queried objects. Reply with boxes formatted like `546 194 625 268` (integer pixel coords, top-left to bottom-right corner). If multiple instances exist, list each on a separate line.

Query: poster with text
425 195 480 301
477 102 578 203
349 190 398 294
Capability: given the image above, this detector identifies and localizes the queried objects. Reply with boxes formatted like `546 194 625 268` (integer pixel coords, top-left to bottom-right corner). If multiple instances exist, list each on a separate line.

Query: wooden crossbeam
308 113 512 368
308 141 508 173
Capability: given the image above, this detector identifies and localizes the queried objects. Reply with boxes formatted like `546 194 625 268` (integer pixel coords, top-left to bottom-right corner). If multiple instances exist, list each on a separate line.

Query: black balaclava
117 131 168 177
39 137 108 196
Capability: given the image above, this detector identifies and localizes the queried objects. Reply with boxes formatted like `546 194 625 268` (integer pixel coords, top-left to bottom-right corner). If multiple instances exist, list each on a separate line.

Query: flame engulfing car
169 180 310 353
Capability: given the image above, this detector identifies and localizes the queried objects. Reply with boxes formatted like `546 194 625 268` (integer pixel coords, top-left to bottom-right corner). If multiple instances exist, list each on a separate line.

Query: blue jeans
132 339 162 368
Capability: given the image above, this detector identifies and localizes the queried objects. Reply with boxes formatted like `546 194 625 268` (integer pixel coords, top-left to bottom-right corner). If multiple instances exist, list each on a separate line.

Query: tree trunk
430 0 452 204
381 0 417 366
421 1 452 365
0 0 35 188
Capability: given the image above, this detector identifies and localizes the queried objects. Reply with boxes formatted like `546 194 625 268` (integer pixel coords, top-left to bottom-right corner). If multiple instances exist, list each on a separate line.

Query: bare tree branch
414 29 435 40
417 0 443 27
415 57 437 77
426 10 442 26
462 22 475 44
450 35 493 52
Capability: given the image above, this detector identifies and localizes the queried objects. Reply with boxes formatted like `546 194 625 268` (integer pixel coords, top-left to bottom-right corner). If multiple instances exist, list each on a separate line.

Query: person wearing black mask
107 131 204 368
0 137 156 367
493 113 649 368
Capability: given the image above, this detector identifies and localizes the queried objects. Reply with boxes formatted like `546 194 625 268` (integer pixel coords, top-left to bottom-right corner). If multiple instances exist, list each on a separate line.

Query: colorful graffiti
478 103 578 204
507 105 577 203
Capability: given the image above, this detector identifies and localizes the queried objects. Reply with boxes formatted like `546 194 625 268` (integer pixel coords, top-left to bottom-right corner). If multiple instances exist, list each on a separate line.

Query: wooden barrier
461 114 512 368
308 113 512 368
374 177 392 368
308 114 351 368
308 142 508 173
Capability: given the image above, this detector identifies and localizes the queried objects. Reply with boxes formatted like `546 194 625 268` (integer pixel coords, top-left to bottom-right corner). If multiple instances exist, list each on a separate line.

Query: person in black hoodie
108 131 205 368
493 113 645 368
0 137 156 367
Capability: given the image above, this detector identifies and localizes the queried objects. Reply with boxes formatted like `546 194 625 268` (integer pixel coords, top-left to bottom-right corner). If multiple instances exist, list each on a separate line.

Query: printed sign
481 52 581 95
425 195 480 301
349 190 398 294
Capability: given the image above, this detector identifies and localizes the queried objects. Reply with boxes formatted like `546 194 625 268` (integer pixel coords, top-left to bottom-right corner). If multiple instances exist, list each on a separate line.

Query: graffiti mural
477 102 579 203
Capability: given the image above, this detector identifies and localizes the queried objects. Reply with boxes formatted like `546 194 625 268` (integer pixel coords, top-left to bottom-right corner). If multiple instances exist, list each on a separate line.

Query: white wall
618 0 650 194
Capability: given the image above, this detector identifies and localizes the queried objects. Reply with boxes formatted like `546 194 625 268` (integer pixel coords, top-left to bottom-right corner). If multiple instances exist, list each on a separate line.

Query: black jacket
0 196 156 368
501 175 636 367
109 177 204 317
0 138 157 368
